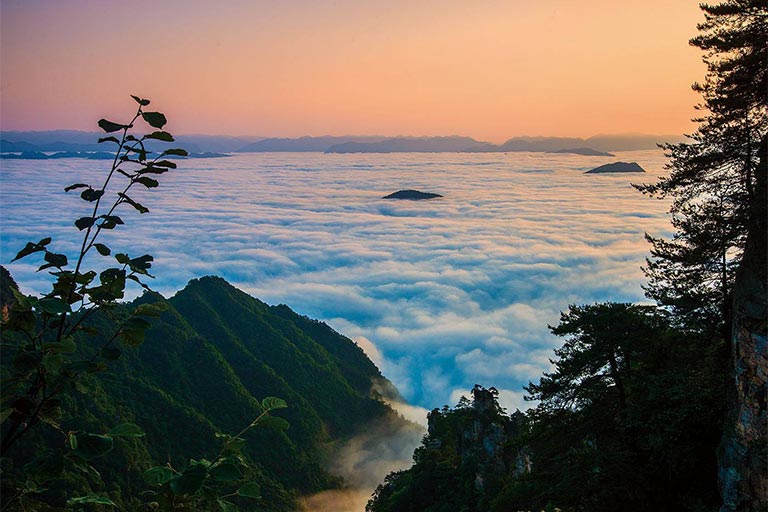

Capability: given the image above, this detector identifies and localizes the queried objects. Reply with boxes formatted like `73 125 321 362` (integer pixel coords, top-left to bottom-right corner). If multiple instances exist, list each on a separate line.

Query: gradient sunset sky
1 0 704 143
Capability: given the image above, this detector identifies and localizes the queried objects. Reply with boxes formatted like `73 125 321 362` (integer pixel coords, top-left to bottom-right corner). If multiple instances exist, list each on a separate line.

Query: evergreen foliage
367 305 725 512
634 0 767 334
367 385 524 512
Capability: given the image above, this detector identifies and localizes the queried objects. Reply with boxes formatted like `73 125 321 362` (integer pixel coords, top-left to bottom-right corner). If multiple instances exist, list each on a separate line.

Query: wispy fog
0 150 671 413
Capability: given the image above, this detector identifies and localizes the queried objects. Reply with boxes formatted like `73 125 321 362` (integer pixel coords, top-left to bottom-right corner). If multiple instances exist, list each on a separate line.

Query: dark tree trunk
719 135 768 511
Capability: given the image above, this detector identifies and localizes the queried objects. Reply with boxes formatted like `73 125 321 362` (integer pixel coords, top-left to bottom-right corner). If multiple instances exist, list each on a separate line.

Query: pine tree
635 1 767 337
635 2 767 510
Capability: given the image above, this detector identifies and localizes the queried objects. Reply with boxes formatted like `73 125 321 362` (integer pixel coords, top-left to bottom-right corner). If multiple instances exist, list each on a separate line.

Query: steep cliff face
451 387 512 486
719 137 768 512
367 385 531 512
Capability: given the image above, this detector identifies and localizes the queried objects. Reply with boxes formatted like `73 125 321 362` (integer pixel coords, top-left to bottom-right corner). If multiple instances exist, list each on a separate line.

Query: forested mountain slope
1 270 417 511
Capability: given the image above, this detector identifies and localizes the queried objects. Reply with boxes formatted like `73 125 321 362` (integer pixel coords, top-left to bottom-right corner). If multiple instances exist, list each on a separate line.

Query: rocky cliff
719 136 768 512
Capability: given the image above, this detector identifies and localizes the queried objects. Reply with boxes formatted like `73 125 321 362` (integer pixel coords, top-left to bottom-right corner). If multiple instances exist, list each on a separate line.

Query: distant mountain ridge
326 136 491 153
1 131 686 155
237 136 384 152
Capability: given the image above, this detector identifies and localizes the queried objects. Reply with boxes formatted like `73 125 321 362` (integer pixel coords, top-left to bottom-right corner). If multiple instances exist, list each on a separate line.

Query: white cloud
1 150 672 412
351 336 380 368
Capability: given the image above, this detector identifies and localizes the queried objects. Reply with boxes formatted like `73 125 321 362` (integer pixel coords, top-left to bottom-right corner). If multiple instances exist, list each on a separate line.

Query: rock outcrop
426 385 530 491
585 161 645 174
383 190 442 200
719 136 767 512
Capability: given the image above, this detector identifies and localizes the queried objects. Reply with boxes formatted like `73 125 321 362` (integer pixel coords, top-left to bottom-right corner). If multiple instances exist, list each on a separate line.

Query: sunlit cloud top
1 0 703 142
0 150 673 410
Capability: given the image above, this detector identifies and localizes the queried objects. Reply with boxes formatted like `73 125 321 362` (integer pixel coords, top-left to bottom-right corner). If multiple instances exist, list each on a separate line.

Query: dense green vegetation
367 305 726 512
1 270 412 511
367 2 767 511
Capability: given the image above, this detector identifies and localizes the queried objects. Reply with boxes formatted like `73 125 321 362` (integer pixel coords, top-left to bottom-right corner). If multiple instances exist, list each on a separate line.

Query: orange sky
0 0 705 143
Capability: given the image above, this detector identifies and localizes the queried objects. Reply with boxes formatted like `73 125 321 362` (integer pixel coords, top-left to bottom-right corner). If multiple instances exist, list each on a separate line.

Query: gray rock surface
585 161 645 174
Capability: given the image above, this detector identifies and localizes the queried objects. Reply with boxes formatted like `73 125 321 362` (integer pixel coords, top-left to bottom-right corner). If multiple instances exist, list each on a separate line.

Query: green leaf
226 437 245 453
256 415 289 431
118 193 149 213
137 164 169 175
80 188 104 202
12 242 42 262
143 466 174 486
39 399 62 427
102 216 124 224
98 119 128 133
42 336 77 353
217 499 239 512
129 254 153 273
101 347 121 361
261 397 288 410
72 433 114 461
87 267 126 301
94 243 111 256
162 148 189 157
42 353 63 374
221 436 246 455
237 481 261 498
145 131 174 142
119 331 144 348
38 251 68 271
115 253 130 264
10 287 32 309
142 111 167 129
36 297 71 314
169 463 207 496
59 337 77 353
64 183 89 192
74 270 97 285
153 159 177 169
131 94 150 106
75 217 95 231
70 459 102 481
12 238 50 261
135 176 159 188
0 409 12 424
98 136 120 144
66 494 117 507
124 317 152 331
108 422 144 438
211 463 241 482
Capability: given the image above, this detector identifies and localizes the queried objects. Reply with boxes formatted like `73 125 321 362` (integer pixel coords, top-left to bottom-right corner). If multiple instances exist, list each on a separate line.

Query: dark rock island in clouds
585 161 646 174
383 190 443 200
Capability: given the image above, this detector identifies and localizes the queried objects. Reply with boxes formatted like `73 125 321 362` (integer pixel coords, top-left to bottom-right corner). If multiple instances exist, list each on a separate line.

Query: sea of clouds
0 150 673 416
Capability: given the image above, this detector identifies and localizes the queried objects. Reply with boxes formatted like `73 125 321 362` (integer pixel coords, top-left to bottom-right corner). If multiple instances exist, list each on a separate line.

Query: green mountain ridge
1 270 421 511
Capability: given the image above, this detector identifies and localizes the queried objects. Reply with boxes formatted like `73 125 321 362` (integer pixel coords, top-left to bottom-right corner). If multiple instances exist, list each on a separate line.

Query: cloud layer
1 150 672 412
